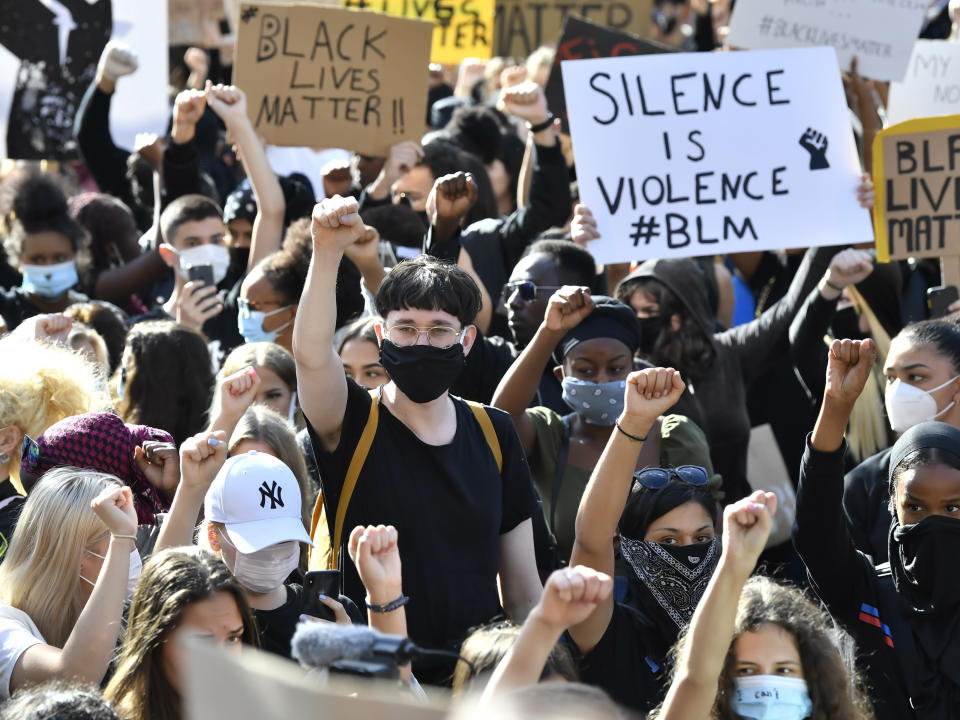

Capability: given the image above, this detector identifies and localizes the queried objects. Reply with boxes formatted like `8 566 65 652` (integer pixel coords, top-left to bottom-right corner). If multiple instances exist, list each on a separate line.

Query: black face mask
637 315 665 356
379 340 465 403
228 246 251 277
890 514 960 614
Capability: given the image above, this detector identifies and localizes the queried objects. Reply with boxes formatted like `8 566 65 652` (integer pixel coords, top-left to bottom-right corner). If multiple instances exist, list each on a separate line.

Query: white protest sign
0 0 168 160
888 40 960 124
726 0 928 82
562 47 871 265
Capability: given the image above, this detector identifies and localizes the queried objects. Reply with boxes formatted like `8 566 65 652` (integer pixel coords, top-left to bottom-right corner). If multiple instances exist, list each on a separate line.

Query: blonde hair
68 322 110 374
0 337 106 489
0 467 121 646
836 287 893 462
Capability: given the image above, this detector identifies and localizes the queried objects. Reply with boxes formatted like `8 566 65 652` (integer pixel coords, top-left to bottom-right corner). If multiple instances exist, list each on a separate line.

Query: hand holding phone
302 570 342 622
187 264 215 287
927 285 959 319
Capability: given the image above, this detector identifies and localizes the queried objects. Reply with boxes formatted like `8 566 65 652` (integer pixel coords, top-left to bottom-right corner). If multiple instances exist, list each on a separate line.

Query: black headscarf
886 421 960 717
555 296 640 364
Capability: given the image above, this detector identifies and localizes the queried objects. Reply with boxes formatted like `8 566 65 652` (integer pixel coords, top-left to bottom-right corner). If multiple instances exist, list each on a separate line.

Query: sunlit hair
104 547 257 720
452 619 578 696
654 576 874 720
219 341 296 394
0 337 105 486
68 322 110 375
0 468 120 647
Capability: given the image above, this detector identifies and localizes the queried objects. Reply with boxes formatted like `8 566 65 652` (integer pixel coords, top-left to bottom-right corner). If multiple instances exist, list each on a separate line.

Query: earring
0 453 9 464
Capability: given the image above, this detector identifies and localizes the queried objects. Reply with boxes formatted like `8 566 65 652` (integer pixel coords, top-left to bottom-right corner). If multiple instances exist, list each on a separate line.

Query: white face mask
177 243 230 285
731 676 813 720
885 376 959 433
81 547 142 600
221 531 299 594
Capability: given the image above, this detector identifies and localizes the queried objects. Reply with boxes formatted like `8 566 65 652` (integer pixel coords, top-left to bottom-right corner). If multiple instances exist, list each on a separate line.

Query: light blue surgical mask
238 301 291 344
561 377 625 426
731 675 813 720
21 260 78 299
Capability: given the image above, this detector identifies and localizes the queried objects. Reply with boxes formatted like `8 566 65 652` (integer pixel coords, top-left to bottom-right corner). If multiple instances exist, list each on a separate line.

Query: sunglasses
501 281 563 304
633 465 709 491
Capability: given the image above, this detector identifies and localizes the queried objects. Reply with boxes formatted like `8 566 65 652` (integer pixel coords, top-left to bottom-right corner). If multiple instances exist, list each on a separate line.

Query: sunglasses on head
501 281 563 304
633 465 709 491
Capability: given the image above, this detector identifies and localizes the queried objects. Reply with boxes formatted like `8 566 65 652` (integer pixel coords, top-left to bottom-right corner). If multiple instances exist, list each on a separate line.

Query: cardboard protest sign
544 15 671 133
0 0 168 160
183 636 449 720
561 47 871 265
872 116 960 270
233 3 432 156
494 0 651 58
888 41 960 125
343 0 495 65
726 0 929 82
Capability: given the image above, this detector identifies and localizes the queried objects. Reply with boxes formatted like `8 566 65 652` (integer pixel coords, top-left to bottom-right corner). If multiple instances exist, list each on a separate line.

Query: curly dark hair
616 276 717 382
65 301 129 373
5 174 91 279
118 321 213 445
657 576 874 720
0 679 120 720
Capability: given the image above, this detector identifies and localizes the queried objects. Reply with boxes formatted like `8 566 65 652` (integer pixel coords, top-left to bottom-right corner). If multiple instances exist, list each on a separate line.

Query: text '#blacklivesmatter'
252 13 393 130
588 67 792 250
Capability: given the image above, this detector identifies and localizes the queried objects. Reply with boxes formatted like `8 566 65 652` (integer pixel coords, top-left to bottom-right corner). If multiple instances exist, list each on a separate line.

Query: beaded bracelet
366 595 410 614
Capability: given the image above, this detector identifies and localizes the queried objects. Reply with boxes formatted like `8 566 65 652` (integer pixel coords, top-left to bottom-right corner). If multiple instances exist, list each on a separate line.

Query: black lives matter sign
233 3 432 156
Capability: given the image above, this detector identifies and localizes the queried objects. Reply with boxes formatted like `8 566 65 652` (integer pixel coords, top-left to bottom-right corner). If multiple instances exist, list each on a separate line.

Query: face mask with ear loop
81 546 143 600
885 376 960 433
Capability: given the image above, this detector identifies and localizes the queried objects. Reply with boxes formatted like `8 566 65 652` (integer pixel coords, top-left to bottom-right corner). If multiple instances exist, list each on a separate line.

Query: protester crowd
0 1 959 719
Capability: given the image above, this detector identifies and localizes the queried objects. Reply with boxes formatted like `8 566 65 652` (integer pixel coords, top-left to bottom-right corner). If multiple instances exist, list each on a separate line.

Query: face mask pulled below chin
379 339 465 404
21 260 78 299
731 676 813 720
224 534 300 593
885 377 958 433
177 243 230 286
81 547 142 600
561 377 625 426
238 302 291 344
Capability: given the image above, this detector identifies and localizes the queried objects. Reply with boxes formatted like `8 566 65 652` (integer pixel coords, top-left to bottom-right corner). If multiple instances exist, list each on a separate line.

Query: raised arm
205 83 285 269
659 492 777 720
162 90 206 208
481 565 612 702
293 197 366 447
789 249 874 403
491 286 594 456
10 486 137 692
568 367 685 652
793 338 878 613
154 431 227 552
207 366 261 438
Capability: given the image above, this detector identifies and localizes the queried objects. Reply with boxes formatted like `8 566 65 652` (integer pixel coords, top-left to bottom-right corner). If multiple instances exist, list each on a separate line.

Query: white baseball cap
204 451 312 553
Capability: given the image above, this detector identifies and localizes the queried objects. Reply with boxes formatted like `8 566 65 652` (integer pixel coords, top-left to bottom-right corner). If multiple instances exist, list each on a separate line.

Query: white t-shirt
0 604 44 700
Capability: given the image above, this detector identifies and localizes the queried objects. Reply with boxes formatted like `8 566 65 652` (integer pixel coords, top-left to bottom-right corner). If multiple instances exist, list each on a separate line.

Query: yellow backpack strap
308 390 380 570
467 401 502 473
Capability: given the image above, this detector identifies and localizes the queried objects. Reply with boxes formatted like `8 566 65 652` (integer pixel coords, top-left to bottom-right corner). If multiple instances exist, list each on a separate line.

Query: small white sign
562 47 872 265
726 0 929 82
888 40 960 124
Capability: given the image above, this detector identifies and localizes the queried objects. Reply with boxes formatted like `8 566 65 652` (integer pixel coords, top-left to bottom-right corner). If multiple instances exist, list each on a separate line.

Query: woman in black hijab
795 337 960 720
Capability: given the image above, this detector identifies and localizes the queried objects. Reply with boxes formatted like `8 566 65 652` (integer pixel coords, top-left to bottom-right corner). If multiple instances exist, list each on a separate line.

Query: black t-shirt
574 603 670 714
308 381 538 667
0 479 25 564
253 584 363 658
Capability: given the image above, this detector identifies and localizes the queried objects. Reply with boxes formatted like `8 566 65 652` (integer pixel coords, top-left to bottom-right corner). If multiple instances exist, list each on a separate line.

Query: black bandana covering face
619 537 720 628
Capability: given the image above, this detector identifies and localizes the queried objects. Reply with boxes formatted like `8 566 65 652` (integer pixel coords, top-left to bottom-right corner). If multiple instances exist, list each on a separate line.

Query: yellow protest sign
873 115 960 264
343 0 495 65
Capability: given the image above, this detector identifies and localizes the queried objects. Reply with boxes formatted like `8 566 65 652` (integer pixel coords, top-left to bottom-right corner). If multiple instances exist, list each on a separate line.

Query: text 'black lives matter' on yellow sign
233 2 432 156
873 115 960 263
494 0 650 58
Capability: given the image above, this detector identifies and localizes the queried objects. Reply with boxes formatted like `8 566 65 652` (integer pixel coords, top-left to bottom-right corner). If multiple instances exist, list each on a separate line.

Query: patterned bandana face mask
619 536 720 627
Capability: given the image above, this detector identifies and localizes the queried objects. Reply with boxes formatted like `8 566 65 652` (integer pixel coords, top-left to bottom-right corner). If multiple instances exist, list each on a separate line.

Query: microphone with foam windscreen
291 623 424 677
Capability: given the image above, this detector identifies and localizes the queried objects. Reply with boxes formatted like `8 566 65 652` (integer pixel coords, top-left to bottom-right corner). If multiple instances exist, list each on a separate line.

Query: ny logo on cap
259 480 284 509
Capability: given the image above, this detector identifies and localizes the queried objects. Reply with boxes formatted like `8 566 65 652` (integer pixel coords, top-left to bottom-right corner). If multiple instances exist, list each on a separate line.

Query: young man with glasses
294 195 542 684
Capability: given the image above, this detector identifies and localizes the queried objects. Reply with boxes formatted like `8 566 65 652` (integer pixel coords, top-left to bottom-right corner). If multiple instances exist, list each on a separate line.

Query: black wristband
526 114 555 133
615 421 647 443
825 279 844 293
365 595 409 613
